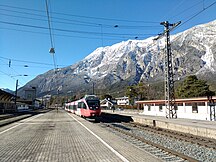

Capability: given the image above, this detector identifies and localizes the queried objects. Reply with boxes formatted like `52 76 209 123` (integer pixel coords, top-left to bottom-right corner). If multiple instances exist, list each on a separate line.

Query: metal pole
93 82 95 95
154 21 180 119
14 79 18 111
160 21 180 119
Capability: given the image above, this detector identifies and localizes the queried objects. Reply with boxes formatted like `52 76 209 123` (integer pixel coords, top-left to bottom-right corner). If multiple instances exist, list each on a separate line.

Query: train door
78 101 88 117
72 103 76 113
76 102 82 116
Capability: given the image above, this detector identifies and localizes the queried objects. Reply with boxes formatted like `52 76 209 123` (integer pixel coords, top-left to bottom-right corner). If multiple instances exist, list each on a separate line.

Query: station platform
0 109 162 162
102 109 216 140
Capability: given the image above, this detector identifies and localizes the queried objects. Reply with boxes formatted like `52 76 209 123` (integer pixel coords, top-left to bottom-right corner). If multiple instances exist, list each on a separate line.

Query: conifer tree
176 75 215 98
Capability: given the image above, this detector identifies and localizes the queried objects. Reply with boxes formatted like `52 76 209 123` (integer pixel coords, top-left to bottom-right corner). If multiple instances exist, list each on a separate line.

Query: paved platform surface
103 109 216 140
0 109 162 162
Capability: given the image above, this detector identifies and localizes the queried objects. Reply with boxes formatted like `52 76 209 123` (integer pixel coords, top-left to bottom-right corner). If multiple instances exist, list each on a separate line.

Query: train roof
84 95 99 100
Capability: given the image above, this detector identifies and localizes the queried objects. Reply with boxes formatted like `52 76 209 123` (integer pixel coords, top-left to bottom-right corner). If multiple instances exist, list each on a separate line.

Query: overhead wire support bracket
153 21 181 41
45 0 57 73
154 21 181 119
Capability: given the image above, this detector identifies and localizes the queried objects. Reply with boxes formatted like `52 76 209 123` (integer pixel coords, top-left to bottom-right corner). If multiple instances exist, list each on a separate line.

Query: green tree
136 82 149 100
126 85 136 105
126 82 149 104
176 75 215 98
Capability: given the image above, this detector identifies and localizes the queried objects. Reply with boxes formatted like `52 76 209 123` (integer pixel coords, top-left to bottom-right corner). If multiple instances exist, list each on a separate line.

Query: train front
85 95 101 118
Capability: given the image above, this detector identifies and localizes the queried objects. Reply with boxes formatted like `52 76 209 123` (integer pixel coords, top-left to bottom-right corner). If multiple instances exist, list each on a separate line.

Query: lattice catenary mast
155 21 181 119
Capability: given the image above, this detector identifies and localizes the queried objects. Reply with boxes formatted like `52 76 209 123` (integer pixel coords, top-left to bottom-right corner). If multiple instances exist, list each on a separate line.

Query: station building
136 96 216 121
0 89 15 113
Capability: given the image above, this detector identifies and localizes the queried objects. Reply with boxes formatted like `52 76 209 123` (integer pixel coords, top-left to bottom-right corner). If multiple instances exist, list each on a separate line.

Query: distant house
136 97 216 121
116 96 129 105
100 99 116 109
24 87 38 109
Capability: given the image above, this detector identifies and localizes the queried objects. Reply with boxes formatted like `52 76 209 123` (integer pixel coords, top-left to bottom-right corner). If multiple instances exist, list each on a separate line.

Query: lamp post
14 79 18 109
13 75 28 111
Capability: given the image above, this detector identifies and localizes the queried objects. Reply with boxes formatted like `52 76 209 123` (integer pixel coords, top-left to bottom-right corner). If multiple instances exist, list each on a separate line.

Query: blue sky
0 0 216 90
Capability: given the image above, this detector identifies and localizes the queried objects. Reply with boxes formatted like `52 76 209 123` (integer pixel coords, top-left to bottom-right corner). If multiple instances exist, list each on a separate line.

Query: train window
87 100 100 110
73 105 77 110
78 102 82 108
78 102 87 109
82 102 87 109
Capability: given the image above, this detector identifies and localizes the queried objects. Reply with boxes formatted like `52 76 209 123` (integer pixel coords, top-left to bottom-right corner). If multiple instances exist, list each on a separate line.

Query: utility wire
0 26 137 41
0 4 159 24
152 0 216 41
176 0 216 30
0 20 157 37
45 0 54 48
0 12 161 30
0 56 67 67
163 0 204 21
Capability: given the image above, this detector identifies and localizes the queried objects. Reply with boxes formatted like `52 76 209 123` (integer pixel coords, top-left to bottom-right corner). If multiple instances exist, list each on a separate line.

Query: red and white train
65 95 101 118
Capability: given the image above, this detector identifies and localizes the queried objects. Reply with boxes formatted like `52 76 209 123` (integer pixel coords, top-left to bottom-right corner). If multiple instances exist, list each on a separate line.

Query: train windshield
87 100 100 110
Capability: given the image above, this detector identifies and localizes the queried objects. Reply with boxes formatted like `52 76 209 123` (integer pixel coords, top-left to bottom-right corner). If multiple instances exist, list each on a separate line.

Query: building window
197 102 205 106
177 103 183 106
27 94 32 99
192 103 198 113
185 102 192 106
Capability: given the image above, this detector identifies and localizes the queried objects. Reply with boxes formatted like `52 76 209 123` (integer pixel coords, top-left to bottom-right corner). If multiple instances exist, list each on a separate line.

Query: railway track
97 115 216 162
126 122 216 150
0 109 52 127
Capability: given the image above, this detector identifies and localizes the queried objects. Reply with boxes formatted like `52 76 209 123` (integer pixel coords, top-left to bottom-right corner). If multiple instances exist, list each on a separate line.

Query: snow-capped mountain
18 20 216 96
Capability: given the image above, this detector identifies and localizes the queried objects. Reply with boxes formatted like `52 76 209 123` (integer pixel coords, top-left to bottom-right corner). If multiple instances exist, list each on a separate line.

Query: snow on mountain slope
18 20 216 96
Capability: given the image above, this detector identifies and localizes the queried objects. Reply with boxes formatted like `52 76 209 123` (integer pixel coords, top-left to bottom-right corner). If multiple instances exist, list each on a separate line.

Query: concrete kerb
132 116 216 140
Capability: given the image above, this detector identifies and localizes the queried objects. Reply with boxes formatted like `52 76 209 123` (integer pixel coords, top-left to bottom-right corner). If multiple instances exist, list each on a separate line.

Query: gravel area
113 123 216 162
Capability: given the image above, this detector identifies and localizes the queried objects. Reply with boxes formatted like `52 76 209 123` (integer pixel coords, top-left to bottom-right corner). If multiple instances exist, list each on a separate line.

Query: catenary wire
0 26 137 41
175 1 216 30
0 12 161 30
0 4 160 24
0 20 157 37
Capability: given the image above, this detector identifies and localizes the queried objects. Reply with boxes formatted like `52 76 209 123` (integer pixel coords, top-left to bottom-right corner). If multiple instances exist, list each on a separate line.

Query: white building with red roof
136 97 216 121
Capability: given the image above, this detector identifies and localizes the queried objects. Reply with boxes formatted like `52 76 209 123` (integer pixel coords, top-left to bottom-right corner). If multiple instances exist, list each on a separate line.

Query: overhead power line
0 8 160 30
45 0 57 73
0 26 139 41
0 4 159 24
0 56 67 67
177 0 216 29
0 20 156 37
164 0 216 33
163 0 204 21
0 11 161 30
